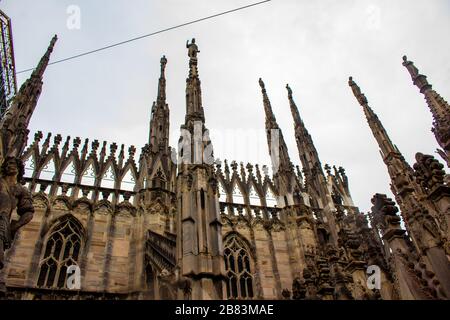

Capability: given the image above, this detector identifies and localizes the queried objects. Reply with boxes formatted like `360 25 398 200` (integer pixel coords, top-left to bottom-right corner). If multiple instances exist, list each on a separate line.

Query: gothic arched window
223 234 254 299
37 216 84 289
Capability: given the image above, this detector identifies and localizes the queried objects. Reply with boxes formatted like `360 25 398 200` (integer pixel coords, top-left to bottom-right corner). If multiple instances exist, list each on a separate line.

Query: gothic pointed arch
100 162 116 189
264 185 278 208
120 165 136 191
38 156 56 180
223 233 255 300
36 215 85 289
149 160 168 189
218 178 228 203
231 180 245 205
248 181 262 206
60 158 77 184
80 161 96 186
23 153 36 179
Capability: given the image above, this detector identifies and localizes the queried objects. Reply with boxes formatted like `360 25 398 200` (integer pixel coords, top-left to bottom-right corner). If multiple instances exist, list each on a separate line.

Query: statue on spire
186 38 200 59
258 78 265 89
348 76 368 105
402 55 419 79
160 55 167 76
186 39 200 77
286 84 293 97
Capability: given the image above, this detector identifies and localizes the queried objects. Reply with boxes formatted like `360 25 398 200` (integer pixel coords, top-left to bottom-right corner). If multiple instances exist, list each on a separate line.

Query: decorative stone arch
217 176 229 203
59 156 78 184
222 232 256 300
263 184 278 208
119 163 137 192
148 160 168 189
100 161 117 189
36 214 85 289
247 180 262 207
22 152 36 179
80 159 97 186
230 180 246 205
37 155 57 181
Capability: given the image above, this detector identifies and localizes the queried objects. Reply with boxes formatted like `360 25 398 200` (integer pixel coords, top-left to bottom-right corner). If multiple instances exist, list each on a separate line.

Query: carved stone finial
109 142 117 156
54 134 62 146
34 131 43 143
258 78 265 90
128 145 136 158
91 140 99 153
262 165 269 176
324 164 331 176
348 76 368 105
224 159 230 174
402 55 432 94
73 137 81 150
413 152 445 192
160 55 167 74
230 160 238 172
286 83 292 96
370 193 401 234
402 55 419 78
33 34 58 79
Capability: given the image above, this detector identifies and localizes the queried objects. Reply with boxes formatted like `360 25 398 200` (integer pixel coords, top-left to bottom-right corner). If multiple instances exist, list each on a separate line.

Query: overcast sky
2 0 449 214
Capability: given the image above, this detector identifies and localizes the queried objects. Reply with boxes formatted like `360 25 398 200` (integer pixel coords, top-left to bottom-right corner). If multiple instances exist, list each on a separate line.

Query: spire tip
259 78 265 89
286 83 292 96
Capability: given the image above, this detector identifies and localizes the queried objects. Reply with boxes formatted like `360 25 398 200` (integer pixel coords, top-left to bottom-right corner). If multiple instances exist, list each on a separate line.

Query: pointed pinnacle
259 78 265 90
286 84 292 97
402 55 432 93
348 76 368 106
33 34 58 79
157 56 167 104
286 83 303 126
160 55 167 77
402 55 419 78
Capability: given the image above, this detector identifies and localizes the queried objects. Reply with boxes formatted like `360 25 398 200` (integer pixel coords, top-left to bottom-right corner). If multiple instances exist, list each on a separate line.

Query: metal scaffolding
0 9 17 120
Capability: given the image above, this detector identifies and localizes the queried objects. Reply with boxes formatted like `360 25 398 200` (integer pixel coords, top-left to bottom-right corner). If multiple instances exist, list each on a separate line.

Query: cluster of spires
5 35 448 197
1 33 449 300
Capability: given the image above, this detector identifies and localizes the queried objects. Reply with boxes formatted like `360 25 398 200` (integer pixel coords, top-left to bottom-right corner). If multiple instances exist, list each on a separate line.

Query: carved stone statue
348 76 368 105
286 84 292 96
258 78 265 89
160 55 167 76
186 38 200 59
402 55 419 78
0 157 34 273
